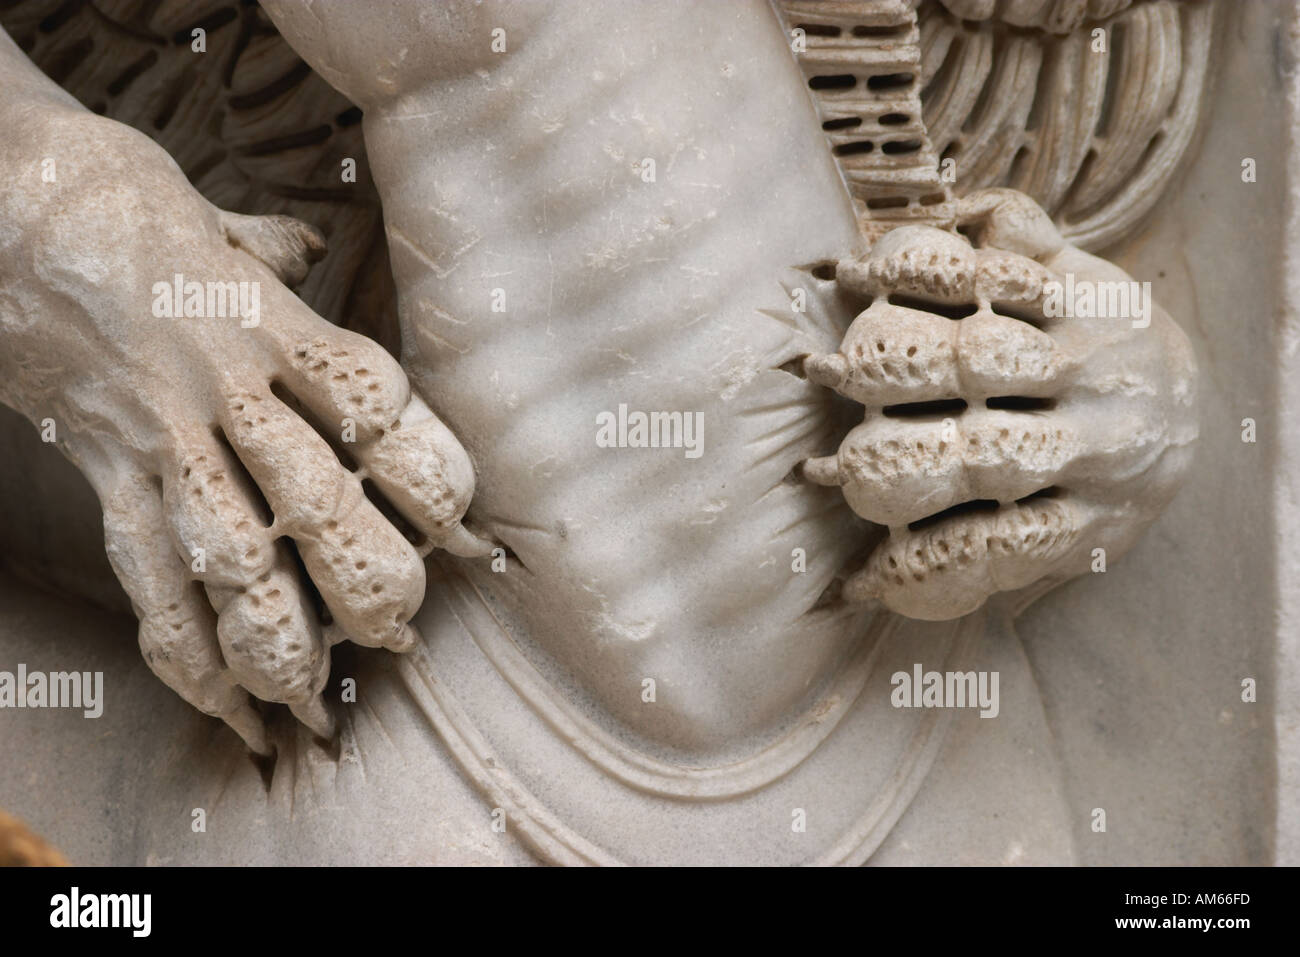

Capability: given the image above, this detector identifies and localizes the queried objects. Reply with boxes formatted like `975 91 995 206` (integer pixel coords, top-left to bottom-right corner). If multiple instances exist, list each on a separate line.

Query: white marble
0 0 1284 865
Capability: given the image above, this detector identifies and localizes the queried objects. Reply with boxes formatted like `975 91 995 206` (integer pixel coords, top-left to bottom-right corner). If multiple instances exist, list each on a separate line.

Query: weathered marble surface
0 0 1287 865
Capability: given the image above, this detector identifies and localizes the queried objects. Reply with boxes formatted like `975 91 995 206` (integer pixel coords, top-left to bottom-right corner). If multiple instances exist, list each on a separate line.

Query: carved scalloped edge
920 0 1218 251
937 0 1138 35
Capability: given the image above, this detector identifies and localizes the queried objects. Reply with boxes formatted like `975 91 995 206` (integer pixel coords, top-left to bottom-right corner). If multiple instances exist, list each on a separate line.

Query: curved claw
805 352 849 392
222 700 272 756
433 521 496 558
289 695 336 740
800 455 842 488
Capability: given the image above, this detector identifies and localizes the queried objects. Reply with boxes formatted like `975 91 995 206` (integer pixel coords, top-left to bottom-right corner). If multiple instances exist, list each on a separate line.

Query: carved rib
776 0 954 237
919 0 1218 251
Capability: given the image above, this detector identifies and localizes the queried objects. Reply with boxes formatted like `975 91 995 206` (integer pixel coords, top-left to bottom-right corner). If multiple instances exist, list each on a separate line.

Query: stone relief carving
0 0 1285 867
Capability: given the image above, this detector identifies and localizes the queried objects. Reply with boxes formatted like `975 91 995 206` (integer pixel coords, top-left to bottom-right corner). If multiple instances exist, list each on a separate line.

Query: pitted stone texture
804 189 1197 620
0 34 485 749
845 494 1088 619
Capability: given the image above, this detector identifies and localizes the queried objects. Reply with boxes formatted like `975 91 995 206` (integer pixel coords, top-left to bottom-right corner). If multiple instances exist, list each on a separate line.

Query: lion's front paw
802 189 1197 620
